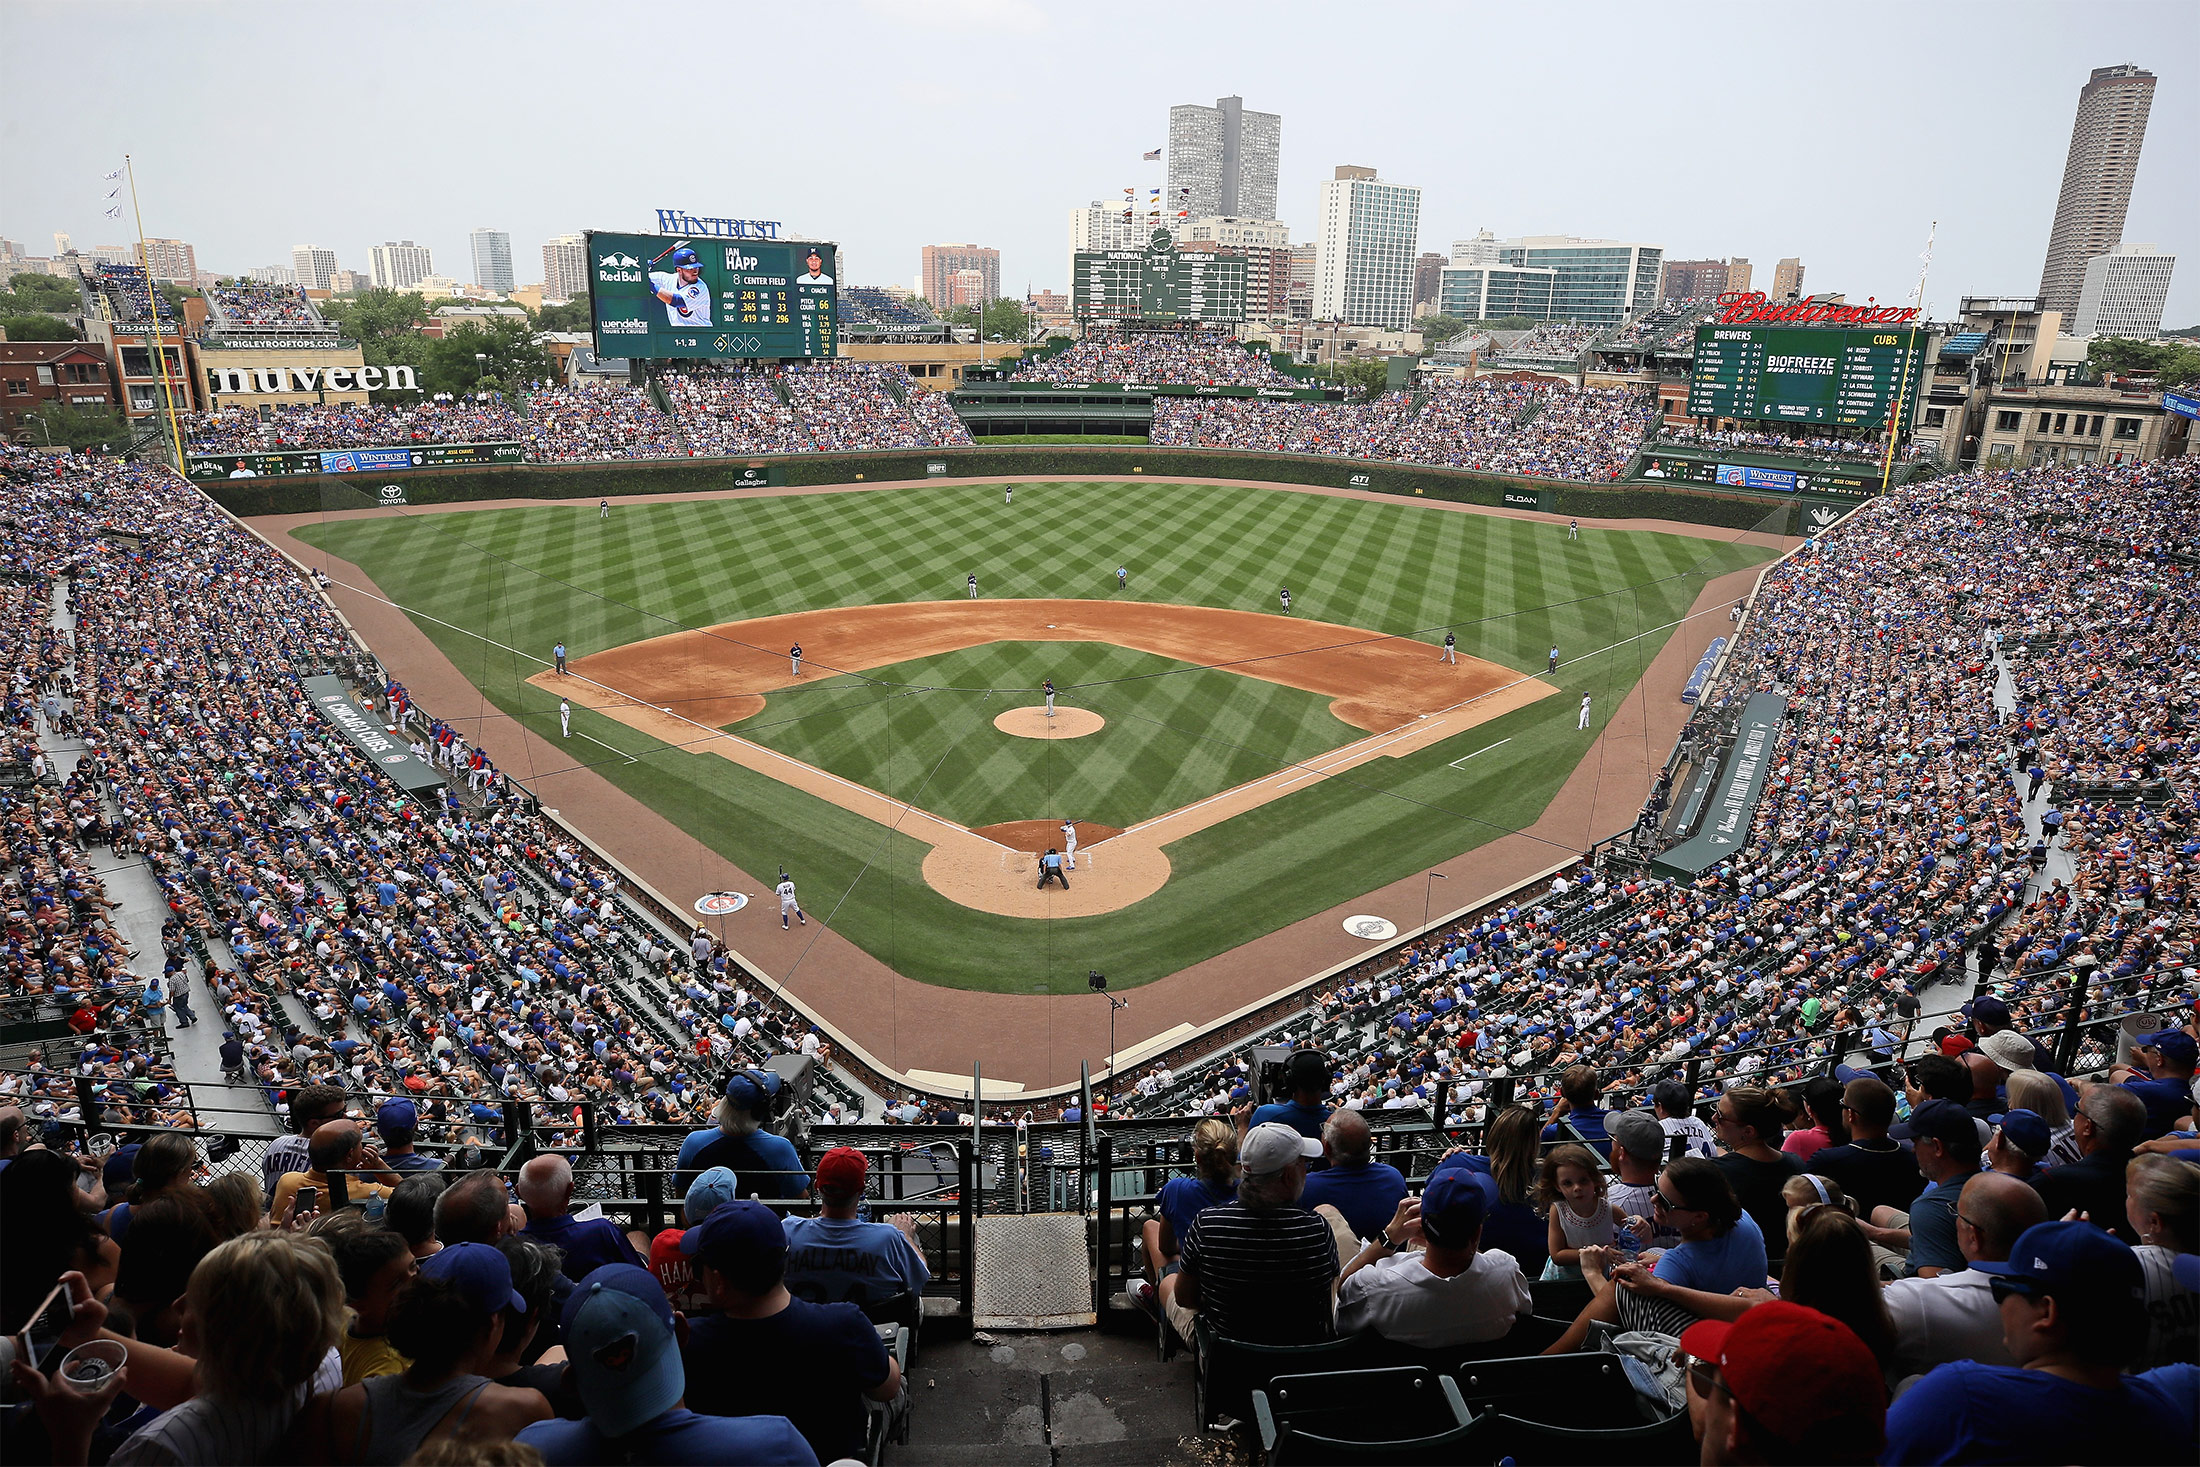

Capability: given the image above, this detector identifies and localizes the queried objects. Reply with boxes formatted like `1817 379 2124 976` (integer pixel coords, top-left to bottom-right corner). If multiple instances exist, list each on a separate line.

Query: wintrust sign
1716 292 1919 327
205 365 417 393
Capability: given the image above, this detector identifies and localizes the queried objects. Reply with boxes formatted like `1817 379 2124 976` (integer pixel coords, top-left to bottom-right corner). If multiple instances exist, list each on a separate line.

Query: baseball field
285 479 1776 994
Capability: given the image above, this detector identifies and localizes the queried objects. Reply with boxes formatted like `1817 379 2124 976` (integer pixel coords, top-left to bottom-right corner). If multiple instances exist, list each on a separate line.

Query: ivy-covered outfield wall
199 445 1812 533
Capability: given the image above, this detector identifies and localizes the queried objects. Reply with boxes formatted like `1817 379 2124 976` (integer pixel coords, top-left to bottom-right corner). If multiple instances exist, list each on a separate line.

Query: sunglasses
1686 1359 1722 1398
1653 1191 1702 1214
1988 1276 2042 1304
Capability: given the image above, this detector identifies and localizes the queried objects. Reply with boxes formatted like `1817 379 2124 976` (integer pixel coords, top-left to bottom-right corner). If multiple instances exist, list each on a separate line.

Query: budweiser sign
1716 291 1920 327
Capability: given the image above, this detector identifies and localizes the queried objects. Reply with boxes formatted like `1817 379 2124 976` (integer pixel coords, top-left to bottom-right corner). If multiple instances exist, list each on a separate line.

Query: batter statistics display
1074 231 1246 323
1687 324 1928 427
587 231 837 359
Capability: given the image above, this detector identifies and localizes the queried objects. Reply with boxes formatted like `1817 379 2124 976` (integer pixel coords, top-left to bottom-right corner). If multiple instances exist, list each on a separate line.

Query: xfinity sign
207 365 416 394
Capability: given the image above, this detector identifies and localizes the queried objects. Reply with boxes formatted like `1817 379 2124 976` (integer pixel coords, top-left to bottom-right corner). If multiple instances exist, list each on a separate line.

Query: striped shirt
111 1349 342 1465
1180 1200 1339 1345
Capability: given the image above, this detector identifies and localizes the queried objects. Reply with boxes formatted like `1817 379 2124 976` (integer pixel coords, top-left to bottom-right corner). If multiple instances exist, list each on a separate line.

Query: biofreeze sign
206 365 417 393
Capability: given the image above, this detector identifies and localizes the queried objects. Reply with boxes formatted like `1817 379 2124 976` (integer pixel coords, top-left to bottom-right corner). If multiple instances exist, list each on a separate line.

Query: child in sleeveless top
1537 1142 1624 1281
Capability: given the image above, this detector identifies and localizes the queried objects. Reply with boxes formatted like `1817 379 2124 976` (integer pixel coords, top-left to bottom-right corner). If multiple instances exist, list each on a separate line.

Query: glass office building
1489 237 1663 326
1438 263 1557 321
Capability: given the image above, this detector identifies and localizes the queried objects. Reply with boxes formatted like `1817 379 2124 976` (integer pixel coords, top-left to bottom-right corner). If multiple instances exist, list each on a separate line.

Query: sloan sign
206 365 417 394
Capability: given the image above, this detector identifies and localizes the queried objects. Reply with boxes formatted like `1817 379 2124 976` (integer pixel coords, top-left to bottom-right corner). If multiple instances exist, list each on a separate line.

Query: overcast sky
4 0 2195 324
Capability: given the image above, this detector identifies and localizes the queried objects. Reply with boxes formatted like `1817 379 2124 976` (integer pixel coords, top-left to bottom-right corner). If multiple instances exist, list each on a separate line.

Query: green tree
533 299 591 333
419 318 556 396
2087 336 2200 387
1416 313 1472 347
1311 357 1391 399
4 273 82 314
320 288 429 347
1 314 76 341
19 405 132 451
946 299 1033 341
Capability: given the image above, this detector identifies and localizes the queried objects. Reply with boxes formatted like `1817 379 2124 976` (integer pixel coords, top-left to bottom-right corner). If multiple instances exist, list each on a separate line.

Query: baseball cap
1977 1031 2037 1072
1239 1121 1323 1177
1605 1108 1665 1163
1968 996 2012 1027
682 1166 741 1225
1993 1109 2050 1160
680 1197 786 1268
815 1146 868 1196
562 1264 683 1439
1283 1049 1331 1090
419 1241 527 1315
1679 1302 1885 1450
103 1143 143 1190
375 1098 418 1135
2139 1028 2198 1068
1971 1220 2145 1304
1938 1033 1976 1057
1890 1098 1977 1150
1831 1062 1880 1085
1417 1170 1487 1247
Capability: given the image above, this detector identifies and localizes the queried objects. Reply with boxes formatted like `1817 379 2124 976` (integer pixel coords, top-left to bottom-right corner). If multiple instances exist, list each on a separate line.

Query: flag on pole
104 206 123 219
103 167 123 180
1142 149 1161 161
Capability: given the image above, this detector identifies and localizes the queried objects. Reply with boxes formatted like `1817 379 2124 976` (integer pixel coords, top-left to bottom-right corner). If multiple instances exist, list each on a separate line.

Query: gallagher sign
1716 291 1920 327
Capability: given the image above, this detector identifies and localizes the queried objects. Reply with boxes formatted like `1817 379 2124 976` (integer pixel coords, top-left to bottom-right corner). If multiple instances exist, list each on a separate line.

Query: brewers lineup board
1074 229 1246 323
587 231 837 359
1687 325 1928 427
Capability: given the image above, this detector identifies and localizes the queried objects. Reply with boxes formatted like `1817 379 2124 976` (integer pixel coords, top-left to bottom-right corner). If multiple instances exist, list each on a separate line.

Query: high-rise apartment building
1726 258 1753 295
542 234 588 303
135 238 197 284
1770 257 1806 302
2037 64 2155 317
369 240 434 292
1167 96 1281 222
291 245 339 292
1288 243 1317 319
1659 259 1735 301
2072 243 2175 338
1313 166 1421 328
1414 252 1447 312
1451 230 1502 266
469 227 514 294
921 244 1000 309
1182 217 1293 320
248 264 296 286
333 270 371 295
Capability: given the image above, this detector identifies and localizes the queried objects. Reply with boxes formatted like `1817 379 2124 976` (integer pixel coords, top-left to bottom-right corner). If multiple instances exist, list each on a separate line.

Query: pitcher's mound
994 706 1104 740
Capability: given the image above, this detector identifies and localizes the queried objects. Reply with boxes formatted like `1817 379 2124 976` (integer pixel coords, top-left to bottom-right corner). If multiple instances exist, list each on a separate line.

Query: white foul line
1447 737 1511 769
1274 722 1437 790
560 726 639 763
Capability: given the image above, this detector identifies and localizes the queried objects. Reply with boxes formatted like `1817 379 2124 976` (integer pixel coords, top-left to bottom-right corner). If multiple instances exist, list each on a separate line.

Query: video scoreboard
1074 229 1246 323
587 230 837 360
1687 324 1927 428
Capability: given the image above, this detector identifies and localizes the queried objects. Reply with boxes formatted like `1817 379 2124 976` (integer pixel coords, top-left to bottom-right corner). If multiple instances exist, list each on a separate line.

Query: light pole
1423 870 1447 933
474 352 489 395
1091 970 1129 1097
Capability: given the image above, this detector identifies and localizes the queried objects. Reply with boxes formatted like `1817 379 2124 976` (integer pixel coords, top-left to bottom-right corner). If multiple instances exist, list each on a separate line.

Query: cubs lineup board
1074 230 1246 322
587 231 837 359
1686 324 1928 427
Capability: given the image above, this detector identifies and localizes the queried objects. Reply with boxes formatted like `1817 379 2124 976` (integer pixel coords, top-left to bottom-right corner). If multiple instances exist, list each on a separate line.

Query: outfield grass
290 480 1774 993
735 641 1358 829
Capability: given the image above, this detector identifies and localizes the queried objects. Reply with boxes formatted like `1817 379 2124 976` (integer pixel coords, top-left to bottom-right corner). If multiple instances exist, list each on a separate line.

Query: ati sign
1715 291 1920 327
1348 472 1372 488
206 365 416 394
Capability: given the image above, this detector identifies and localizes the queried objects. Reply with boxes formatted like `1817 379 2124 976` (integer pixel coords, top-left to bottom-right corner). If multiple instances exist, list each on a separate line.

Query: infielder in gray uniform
967 574 978 599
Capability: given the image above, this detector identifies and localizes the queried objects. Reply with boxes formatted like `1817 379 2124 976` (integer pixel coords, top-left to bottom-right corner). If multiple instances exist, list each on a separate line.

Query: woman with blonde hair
108 1232 345 1465
2004 1070 2078 1166
1139 1117 1239 1334
2126 1153 2200 1369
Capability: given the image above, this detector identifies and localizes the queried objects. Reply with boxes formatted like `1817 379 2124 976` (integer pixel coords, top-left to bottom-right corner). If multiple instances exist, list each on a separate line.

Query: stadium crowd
778 362 972 452
89 266 175 327
1153 377 1655 480
1659 425 1929 464
205 282 319 329
0 442 2196 1461
1009 329 1301 387
659 365 811 456
521 385 683 463
1488 321 1601 361
179 396 527 455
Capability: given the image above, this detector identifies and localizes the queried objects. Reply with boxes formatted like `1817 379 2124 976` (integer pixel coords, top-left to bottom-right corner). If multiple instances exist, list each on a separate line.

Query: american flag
1142 149 1161 161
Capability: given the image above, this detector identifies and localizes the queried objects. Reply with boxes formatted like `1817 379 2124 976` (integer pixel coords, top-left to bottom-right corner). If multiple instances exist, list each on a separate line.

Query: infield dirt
529 598 1554 917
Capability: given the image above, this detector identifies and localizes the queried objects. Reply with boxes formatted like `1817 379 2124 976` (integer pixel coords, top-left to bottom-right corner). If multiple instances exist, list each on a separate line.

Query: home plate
1344 915 1397 941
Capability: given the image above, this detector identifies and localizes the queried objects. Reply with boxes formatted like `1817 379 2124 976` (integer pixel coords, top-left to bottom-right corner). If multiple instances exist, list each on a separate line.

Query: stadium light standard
473 352 489 394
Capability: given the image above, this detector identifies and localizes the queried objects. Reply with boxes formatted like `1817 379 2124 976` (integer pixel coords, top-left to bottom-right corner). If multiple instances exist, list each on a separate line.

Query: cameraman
1240 1050 1334 1171
675 1072 810 1201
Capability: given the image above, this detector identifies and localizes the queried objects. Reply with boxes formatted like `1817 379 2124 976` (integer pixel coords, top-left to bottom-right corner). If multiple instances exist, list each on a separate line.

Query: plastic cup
58 1338 127 1391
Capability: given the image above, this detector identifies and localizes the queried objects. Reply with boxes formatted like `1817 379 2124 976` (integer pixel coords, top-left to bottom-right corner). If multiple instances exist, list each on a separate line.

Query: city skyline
3 0 2197 326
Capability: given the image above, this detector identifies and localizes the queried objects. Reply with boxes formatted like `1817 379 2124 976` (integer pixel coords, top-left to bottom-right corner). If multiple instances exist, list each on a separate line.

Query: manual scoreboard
1687 324 1927 427
1074 229 1246 323
587 231 837 359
